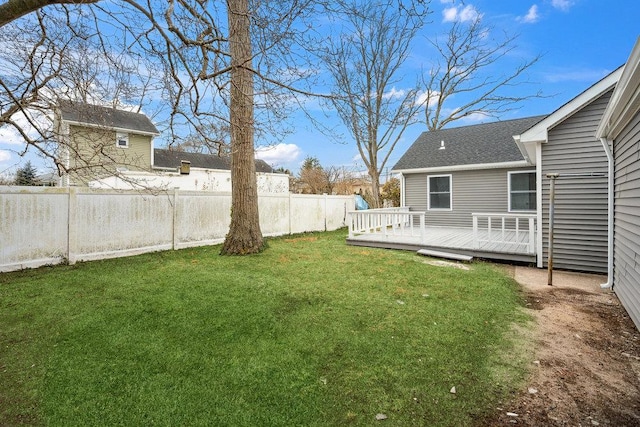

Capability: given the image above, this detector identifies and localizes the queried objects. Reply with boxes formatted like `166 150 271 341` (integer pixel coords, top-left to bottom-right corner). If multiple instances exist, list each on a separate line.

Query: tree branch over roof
423 15 545 131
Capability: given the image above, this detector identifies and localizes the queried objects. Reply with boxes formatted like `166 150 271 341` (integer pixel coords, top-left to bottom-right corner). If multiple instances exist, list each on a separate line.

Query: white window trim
427 174 452 211
508 170 536 212
116 132 129 148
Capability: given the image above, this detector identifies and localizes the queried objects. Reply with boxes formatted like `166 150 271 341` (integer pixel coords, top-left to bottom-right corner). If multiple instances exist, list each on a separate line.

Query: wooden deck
347 226 537 263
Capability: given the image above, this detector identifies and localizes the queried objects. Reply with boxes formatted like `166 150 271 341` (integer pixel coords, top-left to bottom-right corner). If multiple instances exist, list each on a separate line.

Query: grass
0 229 533 426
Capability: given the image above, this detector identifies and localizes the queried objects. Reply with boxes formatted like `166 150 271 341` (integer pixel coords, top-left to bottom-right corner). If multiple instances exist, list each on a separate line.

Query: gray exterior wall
613 110 640 330
540 89 612 273
404 166 535 228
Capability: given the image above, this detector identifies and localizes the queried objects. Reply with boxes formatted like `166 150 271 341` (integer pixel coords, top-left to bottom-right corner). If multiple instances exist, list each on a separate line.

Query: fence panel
1 187 69 269
0 187 354 272
71 189 174 262
174 191 232 249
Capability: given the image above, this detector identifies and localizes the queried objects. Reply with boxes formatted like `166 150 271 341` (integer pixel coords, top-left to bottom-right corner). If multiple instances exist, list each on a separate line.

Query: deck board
347 225 536 263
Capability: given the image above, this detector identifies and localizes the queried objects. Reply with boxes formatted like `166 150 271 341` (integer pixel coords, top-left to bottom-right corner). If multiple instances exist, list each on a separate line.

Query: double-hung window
509 171 536 211
116 132 129 148
428 175 452 210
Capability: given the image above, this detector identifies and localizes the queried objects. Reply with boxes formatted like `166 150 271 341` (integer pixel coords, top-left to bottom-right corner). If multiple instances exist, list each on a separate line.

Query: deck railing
348 207 427 240
348 209 536 256
472 212 536 254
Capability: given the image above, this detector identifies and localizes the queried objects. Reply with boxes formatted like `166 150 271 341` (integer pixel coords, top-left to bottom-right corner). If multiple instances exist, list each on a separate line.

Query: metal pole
547 173 559 286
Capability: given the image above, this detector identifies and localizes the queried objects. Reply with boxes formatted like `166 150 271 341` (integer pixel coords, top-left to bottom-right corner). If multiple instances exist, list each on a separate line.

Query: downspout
599 137 614 289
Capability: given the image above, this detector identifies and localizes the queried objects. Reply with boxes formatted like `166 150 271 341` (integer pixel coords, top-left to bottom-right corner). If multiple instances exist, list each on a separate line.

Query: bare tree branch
319 0 429 207
423 16 545 130
0 0 99 27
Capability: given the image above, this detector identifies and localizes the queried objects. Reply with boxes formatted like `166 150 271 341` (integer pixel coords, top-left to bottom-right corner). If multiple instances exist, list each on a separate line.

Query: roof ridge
433 114 547 132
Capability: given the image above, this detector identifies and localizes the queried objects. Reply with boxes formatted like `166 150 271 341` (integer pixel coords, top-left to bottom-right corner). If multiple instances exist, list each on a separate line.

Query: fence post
67 187 78 265
324 193 328 231
172 188 178 250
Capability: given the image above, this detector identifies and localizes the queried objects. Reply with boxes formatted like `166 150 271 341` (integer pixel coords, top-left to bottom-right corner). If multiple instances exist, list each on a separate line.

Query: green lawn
0 229 532 426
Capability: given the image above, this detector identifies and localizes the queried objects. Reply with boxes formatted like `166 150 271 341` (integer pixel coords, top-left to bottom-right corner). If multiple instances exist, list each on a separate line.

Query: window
428 175 452 210
116 132 129 148
509 171 536 211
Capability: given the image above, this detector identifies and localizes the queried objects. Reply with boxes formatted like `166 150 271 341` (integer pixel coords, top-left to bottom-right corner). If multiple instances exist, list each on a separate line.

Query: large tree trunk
221 0 264 255
368 168 381 209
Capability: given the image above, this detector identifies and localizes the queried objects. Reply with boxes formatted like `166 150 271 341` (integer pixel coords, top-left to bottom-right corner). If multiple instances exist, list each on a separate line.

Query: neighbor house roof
153 148 274 173
58 100 159 135
392 115 546 173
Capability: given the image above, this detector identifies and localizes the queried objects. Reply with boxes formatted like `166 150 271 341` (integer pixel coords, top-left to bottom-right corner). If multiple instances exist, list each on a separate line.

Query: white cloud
0 149 11 163
543 68 611 83
382 87 407 100
551 0 574 11
0 125 25 146
520 5 540 23
0 109 52 146
415 90 441 107
255 143 302 166
457 111 492 124
442 4 481 23
442 7 458 22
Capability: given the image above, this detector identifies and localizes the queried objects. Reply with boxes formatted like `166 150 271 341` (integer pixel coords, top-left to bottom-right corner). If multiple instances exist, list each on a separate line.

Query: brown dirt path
481 266 640 426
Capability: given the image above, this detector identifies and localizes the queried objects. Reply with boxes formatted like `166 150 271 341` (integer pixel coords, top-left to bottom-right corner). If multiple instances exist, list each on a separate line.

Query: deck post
472 215 479 249
348 212 354 238
382 213 388 237
419 214 426 243
528 217 535 253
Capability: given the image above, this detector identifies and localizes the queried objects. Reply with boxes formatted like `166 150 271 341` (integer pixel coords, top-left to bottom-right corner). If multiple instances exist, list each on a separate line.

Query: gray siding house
389 68 623 274
517 68 623 273
393 116 545 228
596 38 640 330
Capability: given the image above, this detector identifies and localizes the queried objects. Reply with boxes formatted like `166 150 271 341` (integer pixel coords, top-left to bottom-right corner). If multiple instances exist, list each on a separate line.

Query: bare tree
0 0 319 255
319 0 430 208
0 5 159 183
298 156 327 194
423 15 543 130
171 122 230 156
325 165 358 195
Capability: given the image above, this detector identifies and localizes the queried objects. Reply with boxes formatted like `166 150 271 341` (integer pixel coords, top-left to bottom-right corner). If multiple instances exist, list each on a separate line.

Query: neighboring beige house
56 101 159 186
57 101 288 193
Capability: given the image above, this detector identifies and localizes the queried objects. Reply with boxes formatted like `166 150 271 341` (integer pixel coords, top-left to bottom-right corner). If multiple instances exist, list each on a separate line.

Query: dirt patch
480 267 640 426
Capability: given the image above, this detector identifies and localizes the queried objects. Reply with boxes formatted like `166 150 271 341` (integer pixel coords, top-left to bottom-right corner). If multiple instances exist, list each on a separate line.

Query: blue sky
1 0 639 178
255 0 640 176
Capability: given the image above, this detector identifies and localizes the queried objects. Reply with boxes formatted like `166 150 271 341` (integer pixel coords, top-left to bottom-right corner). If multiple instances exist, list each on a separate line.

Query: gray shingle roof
392 115 547 171
59 101 159 135
153 148 273 173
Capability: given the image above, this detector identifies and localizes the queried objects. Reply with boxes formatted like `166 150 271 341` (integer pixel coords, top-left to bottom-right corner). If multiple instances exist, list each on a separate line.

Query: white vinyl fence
0 186 354 272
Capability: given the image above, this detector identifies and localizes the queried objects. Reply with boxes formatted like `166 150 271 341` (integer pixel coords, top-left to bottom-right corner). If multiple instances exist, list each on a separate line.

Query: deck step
417 249 473 262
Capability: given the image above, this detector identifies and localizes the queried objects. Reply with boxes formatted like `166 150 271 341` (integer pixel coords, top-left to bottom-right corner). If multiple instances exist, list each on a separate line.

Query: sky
1 0 639 179
254 0 640 177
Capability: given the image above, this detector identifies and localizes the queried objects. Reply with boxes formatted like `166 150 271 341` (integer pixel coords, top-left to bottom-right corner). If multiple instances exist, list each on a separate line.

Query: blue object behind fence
354 194 369 210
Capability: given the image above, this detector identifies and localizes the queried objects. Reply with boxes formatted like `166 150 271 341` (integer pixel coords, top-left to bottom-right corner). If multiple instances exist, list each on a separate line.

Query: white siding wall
90 170 290 193
0 188 354 272
404 167 535 228
541 90 612 273
613 112 640 330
